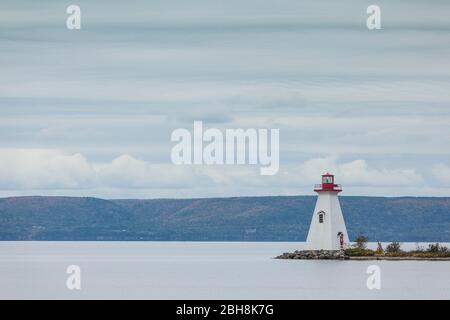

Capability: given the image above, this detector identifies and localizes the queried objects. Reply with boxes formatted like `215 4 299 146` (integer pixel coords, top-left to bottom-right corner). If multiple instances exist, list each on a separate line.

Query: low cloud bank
1 149 447 198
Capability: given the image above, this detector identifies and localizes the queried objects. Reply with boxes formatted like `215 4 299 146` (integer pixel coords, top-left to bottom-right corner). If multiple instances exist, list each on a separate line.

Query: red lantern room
314 173 342 193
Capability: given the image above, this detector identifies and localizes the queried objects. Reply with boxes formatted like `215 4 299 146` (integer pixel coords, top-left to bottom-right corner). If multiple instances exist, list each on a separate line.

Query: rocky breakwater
276 250 349 260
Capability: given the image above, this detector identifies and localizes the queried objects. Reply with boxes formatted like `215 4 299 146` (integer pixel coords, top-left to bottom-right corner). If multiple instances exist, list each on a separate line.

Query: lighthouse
306 174 349 251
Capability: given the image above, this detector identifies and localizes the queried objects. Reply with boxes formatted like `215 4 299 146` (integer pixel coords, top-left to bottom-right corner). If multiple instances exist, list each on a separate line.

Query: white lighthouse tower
306 173 349 251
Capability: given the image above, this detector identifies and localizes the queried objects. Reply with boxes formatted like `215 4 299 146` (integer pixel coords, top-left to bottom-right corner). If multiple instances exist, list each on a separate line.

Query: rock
275 250 347 260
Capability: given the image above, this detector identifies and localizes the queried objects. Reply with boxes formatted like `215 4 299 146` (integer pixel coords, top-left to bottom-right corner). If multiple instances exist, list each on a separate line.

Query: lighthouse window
323 176 333 184
319 213 324 223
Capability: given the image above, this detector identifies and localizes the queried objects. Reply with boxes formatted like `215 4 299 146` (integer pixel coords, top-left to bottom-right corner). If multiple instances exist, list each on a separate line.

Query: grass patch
345 248 376 257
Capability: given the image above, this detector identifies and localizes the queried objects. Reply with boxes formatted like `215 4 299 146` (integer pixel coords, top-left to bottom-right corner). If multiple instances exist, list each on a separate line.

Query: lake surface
0 242 449 300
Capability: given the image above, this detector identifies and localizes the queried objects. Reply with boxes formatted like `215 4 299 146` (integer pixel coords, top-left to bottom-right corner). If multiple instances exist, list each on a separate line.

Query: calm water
0 242 449 300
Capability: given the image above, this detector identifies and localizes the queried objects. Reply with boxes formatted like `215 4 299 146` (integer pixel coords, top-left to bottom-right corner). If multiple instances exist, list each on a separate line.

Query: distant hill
0 196 450 242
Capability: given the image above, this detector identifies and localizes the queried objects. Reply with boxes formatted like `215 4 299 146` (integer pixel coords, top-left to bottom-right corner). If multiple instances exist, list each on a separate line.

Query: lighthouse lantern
322 174 334 184
314 173 342 192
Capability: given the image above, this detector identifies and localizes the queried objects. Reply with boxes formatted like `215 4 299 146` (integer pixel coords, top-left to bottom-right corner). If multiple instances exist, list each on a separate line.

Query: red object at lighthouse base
314 173 342 193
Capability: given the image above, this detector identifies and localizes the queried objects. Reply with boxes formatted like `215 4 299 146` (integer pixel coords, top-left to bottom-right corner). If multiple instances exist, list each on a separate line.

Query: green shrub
375 241 384 255
427 243 449 253
354 234 369 249
386 242 402 254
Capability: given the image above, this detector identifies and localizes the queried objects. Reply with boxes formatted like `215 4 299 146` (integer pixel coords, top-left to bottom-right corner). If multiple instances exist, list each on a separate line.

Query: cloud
431 164 450 187
1 1 450 193
293 157 424 187
0 149 212 190
95 155 212 189
0 149 432 198
0 149 94 190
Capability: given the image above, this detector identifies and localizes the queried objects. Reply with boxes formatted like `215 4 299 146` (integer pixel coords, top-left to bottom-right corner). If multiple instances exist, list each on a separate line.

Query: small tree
386 242 402 254
376 241 384 255
428 243 449 253
355 234 369 249
428 243 440 253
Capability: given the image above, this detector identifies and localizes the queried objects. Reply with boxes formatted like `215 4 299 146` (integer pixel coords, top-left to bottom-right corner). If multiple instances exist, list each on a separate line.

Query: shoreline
277 255 450 261
276 249 450 261
348 256 450 261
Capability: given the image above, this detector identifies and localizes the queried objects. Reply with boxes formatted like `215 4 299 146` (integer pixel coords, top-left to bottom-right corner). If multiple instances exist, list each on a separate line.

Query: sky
0 0 450 198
